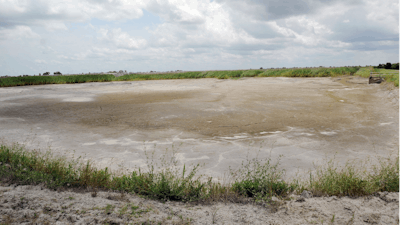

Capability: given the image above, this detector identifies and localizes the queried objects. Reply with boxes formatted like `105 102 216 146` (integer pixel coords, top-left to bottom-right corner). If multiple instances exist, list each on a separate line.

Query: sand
0 184 398 224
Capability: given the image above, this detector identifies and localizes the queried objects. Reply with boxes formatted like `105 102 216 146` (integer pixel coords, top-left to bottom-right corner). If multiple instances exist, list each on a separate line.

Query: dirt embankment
0 184 398 225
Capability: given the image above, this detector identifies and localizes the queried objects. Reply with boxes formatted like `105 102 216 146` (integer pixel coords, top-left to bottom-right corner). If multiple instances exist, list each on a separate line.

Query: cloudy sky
0 0 398 76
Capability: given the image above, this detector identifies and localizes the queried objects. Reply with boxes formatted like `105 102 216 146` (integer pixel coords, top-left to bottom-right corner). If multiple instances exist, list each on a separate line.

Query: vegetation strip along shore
0 143 398 203
0 67 363 88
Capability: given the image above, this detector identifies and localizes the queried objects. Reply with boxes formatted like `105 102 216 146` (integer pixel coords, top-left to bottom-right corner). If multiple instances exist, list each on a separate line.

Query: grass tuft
230 156 296 199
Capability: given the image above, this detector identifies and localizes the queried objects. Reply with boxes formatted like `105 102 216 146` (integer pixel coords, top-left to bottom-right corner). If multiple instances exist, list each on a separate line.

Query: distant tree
385 62 392 69
260 67 263 69
391 63 399 70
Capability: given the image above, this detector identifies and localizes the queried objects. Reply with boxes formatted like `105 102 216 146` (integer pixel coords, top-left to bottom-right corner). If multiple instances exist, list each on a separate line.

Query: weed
0 143 398 204
230 155 296 199
119 204 129 215
211 206 219 224
104 204 115 214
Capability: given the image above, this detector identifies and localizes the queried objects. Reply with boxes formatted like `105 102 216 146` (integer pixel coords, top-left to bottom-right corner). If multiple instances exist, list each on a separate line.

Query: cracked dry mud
0 184 398 225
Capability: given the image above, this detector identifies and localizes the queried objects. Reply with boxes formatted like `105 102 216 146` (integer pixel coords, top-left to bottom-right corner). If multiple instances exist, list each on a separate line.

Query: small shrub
230 156 296 198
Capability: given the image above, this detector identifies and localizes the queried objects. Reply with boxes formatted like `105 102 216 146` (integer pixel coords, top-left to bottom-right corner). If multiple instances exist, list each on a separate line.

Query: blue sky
0 0 398 76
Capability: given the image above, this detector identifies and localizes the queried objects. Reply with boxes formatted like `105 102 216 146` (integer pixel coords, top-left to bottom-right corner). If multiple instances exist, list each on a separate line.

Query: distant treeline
375 62 399 70
0 67 360 88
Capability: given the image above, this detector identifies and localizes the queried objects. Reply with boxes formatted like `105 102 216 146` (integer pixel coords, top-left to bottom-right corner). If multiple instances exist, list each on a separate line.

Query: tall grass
0 143 397 203
354 66 374 78
1 67 362 88
0 75 115 87
296 156 399 197
384 74 399 87
258 67 359 77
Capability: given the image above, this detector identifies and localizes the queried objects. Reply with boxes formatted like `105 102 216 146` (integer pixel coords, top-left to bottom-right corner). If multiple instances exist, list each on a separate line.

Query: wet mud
0 77 398 178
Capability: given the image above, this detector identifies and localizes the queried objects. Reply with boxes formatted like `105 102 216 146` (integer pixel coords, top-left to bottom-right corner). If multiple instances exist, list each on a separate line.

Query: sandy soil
0 184 398 225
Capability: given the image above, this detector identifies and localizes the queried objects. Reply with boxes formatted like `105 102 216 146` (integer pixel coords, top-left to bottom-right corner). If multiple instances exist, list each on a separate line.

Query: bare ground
0 184 398 225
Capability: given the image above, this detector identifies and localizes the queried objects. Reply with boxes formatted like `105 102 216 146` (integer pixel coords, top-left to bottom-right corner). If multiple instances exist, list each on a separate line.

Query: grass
374 68 399 87
1 67 362 88
0 75 115 87
230 156 297 198
353 66 374 78
374 68 400 74
0 143 398 203
295 156 399 197
258 67 360 77
354 67 399 87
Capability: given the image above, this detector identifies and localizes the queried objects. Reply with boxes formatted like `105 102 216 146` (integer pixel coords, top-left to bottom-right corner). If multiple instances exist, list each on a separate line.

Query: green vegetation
0 143 398 203
231 157 296 198
382 74 399 87
296 156 399 196
258 67 359 77
353 66 399 87
353 66 374 78
1 67 361 88
374 68 400 74
0 75 115 87
373 68 399 87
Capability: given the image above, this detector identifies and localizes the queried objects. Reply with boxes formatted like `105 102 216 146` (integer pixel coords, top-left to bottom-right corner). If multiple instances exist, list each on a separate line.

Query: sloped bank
0 184 398 224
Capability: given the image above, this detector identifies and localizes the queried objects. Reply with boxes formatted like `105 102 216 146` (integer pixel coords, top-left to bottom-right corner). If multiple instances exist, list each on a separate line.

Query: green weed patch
0 143 397 203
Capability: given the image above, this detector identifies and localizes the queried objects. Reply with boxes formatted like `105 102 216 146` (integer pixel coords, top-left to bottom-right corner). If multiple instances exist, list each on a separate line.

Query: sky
0 0 399 76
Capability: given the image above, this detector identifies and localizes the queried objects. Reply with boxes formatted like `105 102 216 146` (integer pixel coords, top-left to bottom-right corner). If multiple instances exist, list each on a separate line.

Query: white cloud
44 22 68 31
0 0 30 15
377 40 399 46
284 16 333 36
365 0 399 33
0 0 398 76
145 0 207 25
34 59 47 64
0 0 146 31
98 28 147 49
0 25 40 40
